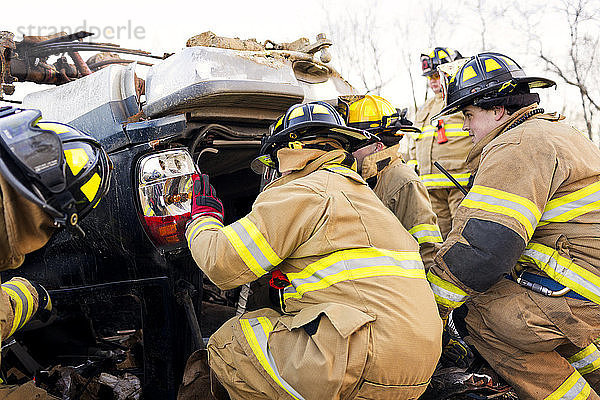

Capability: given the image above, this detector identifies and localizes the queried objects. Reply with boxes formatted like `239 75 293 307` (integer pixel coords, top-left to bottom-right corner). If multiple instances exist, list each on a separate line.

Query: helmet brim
433 76 556 120
250 154 275 174
390 125 421 134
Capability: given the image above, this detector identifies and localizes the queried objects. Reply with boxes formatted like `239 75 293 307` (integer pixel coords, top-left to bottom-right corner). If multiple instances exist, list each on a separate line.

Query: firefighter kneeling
182 101 442 399
0 106 111 398
427 53 600 399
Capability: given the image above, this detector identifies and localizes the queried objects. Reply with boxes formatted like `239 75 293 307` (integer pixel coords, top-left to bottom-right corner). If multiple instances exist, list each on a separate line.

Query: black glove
31 281 53 323
441 310 476 369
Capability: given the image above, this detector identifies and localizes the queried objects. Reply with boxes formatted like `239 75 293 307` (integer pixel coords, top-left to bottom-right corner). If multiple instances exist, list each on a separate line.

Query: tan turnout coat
0 174 56 399
361 144 442 269
427 105 600 399
186 148 442 400
408 93 472 189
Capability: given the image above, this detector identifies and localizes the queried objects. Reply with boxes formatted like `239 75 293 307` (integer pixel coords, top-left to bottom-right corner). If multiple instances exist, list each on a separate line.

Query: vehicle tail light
137 149 196 247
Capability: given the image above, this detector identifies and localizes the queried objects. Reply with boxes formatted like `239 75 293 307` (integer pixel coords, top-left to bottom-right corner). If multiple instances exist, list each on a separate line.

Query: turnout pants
428 188 464 239
198 308 430 400
0 382 57 399
465 279 600 400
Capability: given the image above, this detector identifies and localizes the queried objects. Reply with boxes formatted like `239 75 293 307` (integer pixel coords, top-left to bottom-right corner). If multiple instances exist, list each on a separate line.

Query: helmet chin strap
505 108 545 131
47 189 85 237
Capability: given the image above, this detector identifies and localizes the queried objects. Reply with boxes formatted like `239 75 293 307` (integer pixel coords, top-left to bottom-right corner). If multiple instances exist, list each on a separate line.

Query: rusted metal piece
88 58 153 70
28 42 163 59
68 51 92 76
10 58 76 85
263 33 332 63
35 31 93 46
135 75 145 97
0 31 16 97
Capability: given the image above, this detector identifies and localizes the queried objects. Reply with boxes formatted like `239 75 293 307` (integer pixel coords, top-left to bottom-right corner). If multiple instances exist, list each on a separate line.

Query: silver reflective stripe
186 218 223 245
244 318 304 400
429 282 468 304
229 220 276 272
522 247 600 301
411 229 442 241
284 256 423 297
541 189 600 222
468 191 539 230
323 165 366 184
2 283 29 331
551 374 589 400
571 350 600 372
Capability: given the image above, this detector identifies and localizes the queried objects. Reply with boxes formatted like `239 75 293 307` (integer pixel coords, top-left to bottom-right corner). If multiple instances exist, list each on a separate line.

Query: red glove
269 269 290 289
191 173 224 222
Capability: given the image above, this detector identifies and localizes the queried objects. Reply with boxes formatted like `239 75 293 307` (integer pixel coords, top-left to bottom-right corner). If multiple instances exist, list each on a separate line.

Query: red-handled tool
437 119 448 144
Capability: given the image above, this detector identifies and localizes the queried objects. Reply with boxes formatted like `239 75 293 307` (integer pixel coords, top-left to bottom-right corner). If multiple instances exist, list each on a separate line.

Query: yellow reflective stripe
427 270 469 309
544 370 591 400
143 204 155 217
185 217 224 247
519 243 600 305
1 281 34 337
10 280 34 325
540 181 600 225
187 216 281 278
240 317 305 400
461 185 541 238
407 159 418 167
417 235 444 244
238 218 282 267
64 148 89 176
80 173 101 202
221 217 281 278
1 286 23 337
568 343 600 375
322 164 366 185
415 123 468 139
36 122 70 134
283 248 425 301
421 173 470 188
408 224 443 244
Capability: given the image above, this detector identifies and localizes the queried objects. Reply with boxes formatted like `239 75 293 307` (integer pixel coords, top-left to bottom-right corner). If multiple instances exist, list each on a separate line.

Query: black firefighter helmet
421 47 463 77
435 52 556 118
251 101 375 173
0 106 111 234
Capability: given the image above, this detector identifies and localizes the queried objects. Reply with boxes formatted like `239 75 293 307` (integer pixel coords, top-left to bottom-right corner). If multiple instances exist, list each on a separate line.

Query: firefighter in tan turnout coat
0 107 111 399
184 101 442 399
408 47 471 238
344 95 442 269
427 52 600 399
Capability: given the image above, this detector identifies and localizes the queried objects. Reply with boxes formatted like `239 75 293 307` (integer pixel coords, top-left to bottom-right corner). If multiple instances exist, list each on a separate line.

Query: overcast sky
5 0 326 55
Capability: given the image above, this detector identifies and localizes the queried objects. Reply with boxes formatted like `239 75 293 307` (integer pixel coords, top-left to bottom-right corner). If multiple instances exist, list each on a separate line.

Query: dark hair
474 84 540 114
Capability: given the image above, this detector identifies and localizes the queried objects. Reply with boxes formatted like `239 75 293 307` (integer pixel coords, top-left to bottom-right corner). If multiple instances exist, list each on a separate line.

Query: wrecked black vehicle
0 30 518 399
0 30 361 399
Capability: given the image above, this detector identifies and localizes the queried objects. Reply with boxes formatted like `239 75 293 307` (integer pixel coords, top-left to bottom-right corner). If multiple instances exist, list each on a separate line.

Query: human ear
493 107 505 121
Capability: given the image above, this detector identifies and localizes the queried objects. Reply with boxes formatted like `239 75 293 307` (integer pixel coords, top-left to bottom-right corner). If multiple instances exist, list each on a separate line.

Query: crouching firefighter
0 106 111 398
181 101 442 400
427 52 600 399
342 95 443 269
